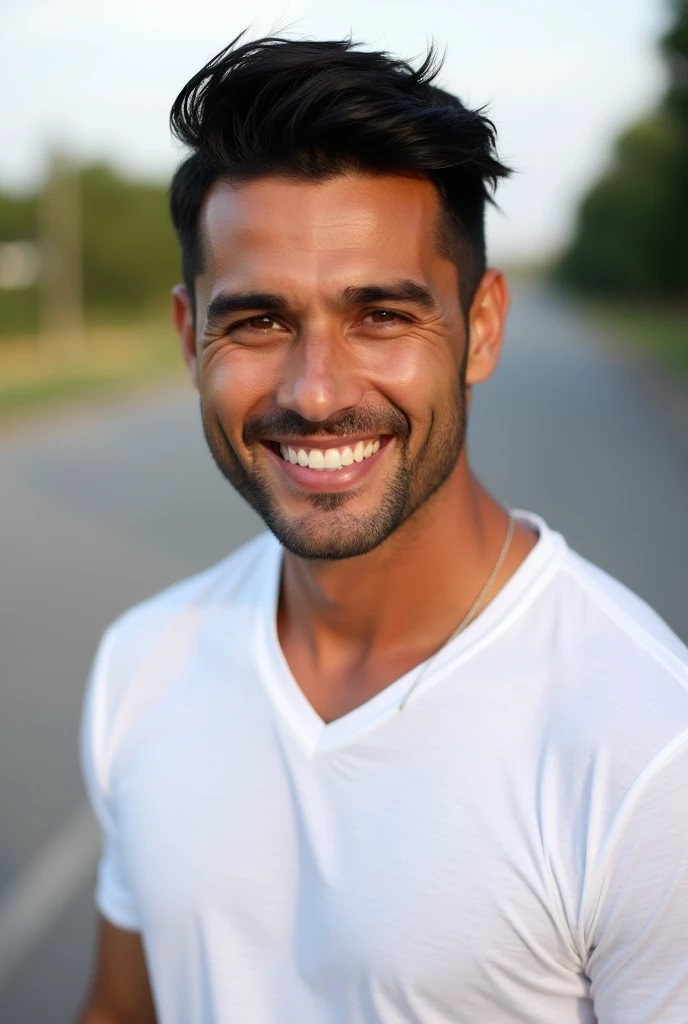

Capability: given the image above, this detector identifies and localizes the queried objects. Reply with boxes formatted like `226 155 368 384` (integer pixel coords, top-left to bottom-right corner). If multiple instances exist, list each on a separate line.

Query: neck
277 454 519 699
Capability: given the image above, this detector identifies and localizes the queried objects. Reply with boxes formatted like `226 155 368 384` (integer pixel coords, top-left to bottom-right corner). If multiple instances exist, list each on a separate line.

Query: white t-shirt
82 511 688 1024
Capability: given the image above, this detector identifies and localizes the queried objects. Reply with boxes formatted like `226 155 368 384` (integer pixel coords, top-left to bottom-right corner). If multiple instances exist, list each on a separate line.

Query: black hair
169 34 511 313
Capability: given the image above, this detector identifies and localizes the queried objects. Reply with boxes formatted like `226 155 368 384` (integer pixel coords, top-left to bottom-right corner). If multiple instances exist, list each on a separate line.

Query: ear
172 284 199 390
464 269 509 386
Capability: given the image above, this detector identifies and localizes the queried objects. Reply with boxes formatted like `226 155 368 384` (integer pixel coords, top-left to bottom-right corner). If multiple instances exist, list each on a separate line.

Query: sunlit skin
173 172 537 722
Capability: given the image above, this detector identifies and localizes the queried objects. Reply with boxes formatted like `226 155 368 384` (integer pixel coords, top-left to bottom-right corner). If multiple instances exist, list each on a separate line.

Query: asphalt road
0 282 686 1021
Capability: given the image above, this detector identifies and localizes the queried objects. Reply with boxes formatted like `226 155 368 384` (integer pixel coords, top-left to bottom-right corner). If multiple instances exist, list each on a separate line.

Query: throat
275 557 469 725
276 634 429 724
274 483 537 724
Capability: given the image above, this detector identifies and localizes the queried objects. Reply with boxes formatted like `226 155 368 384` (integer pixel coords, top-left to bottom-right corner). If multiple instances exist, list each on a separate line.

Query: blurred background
0 0 686 1019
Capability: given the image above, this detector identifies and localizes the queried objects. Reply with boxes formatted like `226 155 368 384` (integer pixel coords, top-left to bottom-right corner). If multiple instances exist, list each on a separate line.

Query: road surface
0 282 686 1021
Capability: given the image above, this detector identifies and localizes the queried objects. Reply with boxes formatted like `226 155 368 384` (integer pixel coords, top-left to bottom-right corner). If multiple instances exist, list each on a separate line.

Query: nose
275 326 364 423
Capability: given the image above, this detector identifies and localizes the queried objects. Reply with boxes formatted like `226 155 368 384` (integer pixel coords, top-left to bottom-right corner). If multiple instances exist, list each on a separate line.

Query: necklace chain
398 512 515 711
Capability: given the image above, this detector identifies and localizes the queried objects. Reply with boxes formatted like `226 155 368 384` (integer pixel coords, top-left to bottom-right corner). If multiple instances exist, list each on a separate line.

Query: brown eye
246 316 282 330
364 309 410 326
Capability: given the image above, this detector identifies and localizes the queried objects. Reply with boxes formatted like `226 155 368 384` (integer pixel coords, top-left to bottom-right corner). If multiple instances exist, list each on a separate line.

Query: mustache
243 405 410 445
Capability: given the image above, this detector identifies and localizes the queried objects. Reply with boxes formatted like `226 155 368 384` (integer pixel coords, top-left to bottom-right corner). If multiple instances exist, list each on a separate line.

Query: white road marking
0 802 99 990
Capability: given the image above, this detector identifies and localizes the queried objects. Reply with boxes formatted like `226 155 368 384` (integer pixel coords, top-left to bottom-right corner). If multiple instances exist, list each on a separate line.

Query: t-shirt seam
405 544 568 708
86 623 119 811
96 880 141 931
558 559 688 688
577 727 688 959
88 625 146 931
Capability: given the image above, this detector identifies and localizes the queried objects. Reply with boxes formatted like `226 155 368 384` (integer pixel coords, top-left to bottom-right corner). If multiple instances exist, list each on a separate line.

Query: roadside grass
508 266 687 380
0 321 185 420
577 298 688 378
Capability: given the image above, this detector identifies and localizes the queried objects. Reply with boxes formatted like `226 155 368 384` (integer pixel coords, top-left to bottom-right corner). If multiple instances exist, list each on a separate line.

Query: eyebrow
340 281 437 312
204 292 286 332
202 278 438 333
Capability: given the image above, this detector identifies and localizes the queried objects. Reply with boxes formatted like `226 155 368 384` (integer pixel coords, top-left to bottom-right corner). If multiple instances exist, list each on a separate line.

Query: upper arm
80 633 156 1021
79 916 156 1024
82 629 143 931
586 738 688 1023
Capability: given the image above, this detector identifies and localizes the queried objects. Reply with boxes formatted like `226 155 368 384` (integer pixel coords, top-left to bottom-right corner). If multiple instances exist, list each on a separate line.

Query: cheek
201 349 277 435
362 338 457 425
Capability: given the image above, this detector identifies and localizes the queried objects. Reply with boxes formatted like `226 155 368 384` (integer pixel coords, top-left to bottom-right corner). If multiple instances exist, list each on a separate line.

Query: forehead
198 173 450 292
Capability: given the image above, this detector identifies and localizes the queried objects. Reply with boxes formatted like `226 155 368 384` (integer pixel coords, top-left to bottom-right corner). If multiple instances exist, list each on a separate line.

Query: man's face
180 172 495 560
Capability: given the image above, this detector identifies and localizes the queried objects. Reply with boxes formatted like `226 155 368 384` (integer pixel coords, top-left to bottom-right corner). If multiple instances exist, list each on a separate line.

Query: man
80 34 688 1024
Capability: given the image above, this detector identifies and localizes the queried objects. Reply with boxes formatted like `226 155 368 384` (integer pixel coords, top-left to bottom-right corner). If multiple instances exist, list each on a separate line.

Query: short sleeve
80 628 141 932
585 734 688 1023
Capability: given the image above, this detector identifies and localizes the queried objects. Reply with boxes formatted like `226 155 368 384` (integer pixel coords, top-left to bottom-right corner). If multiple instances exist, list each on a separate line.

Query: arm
586 736 688 1022
78 917 157 1024
80 633 154 1021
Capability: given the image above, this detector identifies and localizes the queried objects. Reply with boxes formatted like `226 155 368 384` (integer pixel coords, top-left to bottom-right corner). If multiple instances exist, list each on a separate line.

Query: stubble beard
200 373 467 561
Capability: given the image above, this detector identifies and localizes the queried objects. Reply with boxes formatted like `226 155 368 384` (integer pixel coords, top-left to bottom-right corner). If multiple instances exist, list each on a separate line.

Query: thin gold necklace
398 512 515 711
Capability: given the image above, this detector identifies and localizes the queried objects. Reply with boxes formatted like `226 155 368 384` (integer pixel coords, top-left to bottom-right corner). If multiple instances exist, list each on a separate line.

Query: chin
266 503 407 561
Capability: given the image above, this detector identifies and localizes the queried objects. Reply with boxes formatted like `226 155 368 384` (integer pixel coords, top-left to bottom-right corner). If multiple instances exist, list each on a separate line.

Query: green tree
0 164 180 338
0 192 37 241
559 0 688 297
0 191 40 336
80 164 179 317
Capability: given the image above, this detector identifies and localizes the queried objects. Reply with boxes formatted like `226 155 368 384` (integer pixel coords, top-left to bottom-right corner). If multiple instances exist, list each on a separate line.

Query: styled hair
169 34 511 312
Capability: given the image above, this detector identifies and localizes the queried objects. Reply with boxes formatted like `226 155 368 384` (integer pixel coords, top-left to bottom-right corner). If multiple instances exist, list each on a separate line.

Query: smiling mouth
271 438 382 472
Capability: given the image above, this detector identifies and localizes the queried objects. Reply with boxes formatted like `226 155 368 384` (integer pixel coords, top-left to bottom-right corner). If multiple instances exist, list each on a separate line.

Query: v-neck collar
253 511 565 757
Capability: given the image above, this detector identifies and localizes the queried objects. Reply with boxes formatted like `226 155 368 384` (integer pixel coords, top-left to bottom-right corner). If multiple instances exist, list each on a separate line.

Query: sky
0 0 670 261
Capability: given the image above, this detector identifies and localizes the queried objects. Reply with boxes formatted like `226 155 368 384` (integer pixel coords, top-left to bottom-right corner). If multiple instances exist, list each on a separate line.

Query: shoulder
540 536 688 745
510 513 688 808
105 530 277 664
553 556 688 967
558 545 687 664
510 513 688 721
81 531 279 778
505 522 688 949
531 536 688 854
549 545 688 726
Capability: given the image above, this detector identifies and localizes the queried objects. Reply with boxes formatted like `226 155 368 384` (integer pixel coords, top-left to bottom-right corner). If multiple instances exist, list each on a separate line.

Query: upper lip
263 435 387 450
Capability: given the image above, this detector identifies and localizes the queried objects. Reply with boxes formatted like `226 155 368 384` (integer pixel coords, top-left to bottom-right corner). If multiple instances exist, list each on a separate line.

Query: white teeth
277 439 382 470
324 448 342 471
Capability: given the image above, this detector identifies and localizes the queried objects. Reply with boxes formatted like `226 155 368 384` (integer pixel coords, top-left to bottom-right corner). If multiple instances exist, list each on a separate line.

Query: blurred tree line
559 0 688 298
0 164 179 338
3 4 684 341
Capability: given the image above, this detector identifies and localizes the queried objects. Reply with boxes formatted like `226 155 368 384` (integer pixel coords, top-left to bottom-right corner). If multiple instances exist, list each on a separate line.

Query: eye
239 315 285 331
363 309 409 325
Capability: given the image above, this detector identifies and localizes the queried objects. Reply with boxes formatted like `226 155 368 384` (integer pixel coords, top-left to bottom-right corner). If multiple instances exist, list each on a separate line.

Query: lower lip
262 440 391 491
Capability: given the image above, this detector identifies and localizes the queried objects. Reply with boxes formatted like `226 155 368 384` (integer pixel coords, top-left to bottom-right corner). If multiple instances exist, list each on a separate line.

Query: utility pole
41 152 83 359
